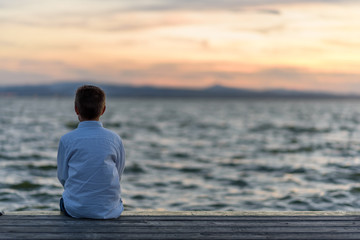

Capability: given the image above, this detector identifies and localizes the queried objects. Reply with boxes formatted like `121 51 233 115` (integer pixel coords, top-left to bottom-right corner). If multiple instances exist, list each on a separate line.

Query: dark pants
59 198 71 217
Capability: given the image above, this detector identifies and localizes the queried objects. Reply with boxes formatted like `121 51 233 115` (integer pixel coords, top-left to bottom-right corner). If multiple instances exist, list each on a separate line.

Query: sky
1 0 360 93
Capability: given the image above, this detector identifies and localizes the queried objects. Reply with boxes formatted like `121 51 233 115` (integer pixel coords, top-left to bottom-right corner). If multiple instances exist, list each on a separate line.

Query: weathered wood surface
2 211 360 239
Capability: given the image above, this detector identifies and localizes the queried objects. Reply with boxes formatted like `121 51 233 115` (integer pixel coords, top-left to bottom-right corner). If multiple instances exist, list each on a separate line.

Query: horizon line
0 81 353 95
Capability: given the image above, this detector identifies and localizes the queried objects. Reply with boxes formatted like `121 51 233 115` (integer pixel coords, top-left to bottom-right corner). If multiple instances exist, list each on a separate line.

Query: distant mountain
0 82 357 98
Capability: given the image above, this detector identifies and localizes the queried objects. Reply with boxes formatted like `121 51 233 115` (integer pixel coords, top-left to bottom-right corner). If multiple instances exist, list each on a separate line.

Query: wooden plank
3 219 360 228
3 215 360 221
4 232 360 240
3 212 360 240
3 225 360 233
2 211 359 217
0 232 267 240
3 210 360 217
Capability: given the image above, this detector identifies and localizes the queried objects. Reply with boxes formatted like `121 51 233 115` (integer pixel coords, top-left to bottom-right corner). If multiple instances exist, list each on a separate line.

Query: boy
57 85 125 219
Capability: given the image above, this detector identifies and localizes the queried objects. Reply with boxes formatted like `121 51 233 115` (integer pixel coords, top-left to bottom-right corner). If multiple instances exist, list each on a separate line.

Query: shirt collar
77 121 103 128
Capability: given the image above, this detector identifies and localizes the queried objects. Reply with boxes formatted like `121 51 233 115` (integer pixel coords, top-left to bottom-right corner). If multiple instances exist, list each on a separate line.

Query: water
2 97 360 212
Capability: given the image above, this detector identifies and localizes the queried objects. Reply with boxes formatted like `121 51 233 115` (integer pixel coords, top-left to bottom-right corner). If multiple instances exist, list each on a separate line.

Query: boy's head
75 85 106 121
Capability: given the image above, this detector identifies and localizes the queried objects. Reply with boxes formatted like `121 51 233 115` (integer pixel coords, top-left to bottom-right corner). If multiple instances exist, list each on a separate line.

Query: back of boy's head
75 85 106 120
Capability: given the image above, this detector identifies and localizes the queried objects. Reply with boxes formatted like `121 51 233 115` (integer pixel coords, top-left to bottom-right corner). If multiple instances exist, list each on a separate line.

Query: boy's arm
116 140 126 179
57 140 68 187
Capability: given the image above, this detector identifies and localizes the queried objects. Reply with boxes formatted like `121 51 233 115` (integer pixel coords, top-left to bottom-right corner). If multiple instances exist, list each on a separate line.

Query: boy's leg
59 198 71 217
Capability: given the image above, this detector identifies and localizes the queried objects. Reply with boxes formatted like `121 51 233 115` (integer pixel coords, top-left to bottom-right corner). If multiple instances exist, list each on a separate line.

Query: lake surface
2 97 360 212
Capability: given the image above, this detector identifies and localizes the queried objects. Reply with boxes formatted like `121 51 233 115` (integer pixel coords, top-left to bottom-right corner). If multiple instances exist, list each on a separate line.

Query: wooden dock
2 211 360 239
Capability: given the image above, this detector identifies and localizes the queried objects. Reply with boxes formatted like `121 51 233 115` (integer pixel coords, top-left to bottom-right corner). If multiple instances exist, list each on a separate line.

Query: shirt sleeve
57 139 68 187
116 140 126 180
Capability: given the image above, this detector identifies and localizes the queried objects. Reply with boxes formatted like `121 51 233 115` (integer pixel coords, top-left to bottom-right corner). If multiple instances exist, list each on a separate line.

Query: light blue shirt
57 121 125 219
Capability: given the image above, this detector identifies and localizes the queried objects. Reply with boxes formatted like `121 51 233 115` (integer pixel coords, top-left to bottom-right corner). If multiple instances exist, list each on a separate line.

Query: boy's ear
75 105 80 115
101 105 106 116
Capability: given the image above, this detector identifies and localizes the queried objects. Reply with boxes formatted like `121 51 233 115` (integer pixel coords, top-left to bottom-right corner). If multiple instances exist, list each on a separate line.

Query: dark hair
75 85 106 120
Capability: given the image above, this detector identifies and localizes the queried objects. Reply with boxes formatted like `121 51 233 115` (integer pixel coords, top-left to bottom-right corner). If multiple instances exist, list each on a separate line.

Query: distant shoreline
0 82 359 99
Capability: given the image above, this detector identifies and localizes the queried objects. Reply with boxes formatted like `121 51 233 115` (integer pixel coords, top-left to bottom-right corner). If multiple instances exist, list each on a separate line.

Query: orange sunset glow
1 0 360 93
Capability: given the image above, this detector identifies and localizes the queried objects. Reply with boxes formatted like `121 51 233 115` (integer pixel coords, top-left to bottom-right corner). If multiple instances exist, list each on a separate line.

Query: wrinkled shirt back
57 121 125 219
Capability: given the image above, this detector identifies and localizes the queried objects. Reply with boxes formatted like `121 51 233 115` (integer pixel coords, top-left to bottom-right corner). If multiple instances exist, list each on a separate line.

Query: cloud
0 0 27 8
2 58 360 93
0 9 197 33
323 39 360 48
115 0 355 11
79 62 360 93
224 68 360 93
257 9 281 15
0 69 53 85
0 0 353 33
0 58 106 84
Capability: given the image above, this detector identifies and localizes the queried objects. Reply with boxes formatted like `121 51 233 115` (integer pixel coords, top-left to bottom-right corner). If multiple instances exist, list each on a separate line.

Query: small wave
247 165 313 175
15 205 53 211
178 167 203 173
9 181 42 191
154 182 167 187
179 120 229 130
220 178 249 187
309 194 333 204
350 187 360 194
231 154 246 159
0 153 47 161
125 121 161 133
196 122 229 130
283 194 335 211
220 162 240 167
7 163 56 171
170 202 184 207
124 163 146 174
326 162 352 169
288 199 311 207
31 192 56 201
179 184 198 189
103 122 122 128
29 164 57 171
262 145 320 154
250 123 276 132
131 194 147 200
170 181 199 189
0 191 14 202
220 160 245 168
340 126 354 131
288 167 308 174
123 204 135 211
278 194 293 201
145 125 161 133
283 125 331 134
209 203 229 210
251 123 331 134
148 164 173 171
329 191 349 199
65 121 78 129
346 172 360 181
149 163 205 174
130 193 158 201
171 152 191 159
250 165 280 173
230 179 248 187
119 132 132 140
181 205 216 211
